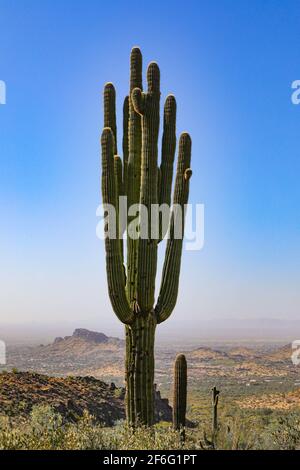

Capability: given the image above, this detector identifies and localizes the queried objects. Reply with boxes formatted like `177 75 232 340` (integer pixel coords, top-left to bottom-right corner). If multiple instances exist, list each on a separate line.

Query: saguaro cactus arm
155 133 192 323
159 95 177 240
132 62 161 313
101 128 133 325
131 88 146 115
126 47 143 310
122 96 129 194
114 155 124 258
114 155 123 200
104 83 117 154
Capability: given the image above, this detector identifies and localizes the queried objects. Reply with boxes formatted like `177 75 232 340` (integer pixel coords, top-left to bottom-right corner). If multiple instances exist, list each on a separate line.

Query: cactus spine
173 354 187 436
101 48 192 426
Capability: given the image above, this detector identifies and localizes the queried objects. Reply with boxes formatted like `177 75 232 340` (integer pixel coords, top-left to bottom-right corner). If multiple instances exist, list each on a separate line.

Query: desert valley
2 328 300 421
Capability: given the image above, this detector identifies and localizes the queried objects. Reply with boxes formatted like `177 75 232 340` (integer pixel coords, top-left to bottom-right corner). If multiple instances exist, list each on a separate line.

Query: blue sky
0 0 299 338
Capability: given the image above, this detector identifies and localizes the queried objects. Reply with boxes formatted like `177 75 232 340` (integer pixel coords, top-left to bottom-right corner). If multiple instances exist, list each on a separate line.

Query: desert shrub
215 418 258 450
30 404 63 432
269 413 300 450
0 406 198 450
110 424 188 450
197 404 269 450
1 404 300 450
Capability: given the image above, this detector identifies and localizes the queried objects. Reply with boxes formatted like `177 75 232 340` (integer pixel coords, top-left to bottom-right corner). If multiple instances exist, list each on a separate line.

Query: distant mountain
188 345 261 362
227 347 261 360
189 347 227 361
6 329 125 383
188 344 291 363
264 344 292 363
51 328 124 352
0 371 172 425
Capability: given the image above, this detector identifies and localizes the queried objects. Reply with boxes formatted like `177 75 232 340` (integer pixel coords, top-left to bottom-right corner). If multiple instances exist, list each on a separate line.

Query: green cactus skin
127 48 142 313
104 83 117 155
173 354 187 434
159 95 177 240
101 48 192 426
101 129 133 325
131 62 160 312
155 133 192 323
122 96 129 195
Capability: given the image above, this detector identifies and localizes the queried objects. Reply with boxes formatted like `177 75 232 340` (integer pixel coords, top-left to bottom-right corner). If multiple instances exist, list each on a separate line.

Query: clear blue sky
1 0 299 338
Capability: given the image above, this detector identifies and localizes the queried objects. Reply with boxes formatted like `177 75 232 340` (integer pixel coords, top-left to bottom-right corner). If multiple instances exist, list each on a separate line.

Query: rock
0 371 173 426
72 329 109 344
53 337 63 344
154 389 172 422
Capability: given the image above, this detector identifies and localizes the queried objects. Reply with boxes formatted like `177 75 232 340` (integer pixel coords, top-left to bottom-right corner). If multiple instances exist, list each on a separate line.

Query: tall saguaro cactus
101 48 192 426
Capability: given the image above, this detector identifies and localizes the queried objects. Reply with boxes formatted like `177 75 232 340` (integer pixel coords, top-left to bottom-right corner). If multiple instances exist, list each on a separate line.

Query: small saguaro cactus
212 386 220 438
101 47 192 427
173 354 187 435
200 386 221 450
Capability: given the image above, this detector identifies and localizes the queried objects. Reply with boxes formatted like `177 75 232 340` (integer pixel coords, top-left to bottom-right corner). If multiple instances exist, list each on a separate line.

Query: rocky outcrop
0 371 172 426
53 329 124 347
72 329 109 343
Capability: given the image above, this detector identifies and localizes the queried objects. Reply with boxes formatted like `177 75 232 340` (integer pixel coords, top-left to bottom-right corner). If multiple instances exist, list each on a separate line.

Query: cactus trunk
125 314 156 426
101 48 192 427
173 354 187 436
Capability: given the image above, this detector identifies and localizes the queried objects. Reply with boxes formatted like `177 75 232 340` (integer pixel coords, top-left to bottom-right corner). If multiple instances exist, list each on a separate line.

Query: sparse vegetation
0 405 186 450
1 403 300 450
2 337 300 450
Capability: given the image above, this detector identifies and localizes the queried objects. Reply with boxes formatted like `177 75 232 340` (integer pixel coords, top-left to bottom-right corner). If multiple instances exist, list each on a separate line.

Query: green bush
269 413 300 450
1 404 300 450
0 405 196 450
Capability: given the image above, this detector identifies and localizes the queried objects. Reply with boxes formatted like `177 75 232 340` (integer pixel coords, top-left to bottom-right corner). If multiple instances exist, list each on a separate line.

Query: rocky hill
227 347 261 360
6 329 125 383
188 344 292 364
264 344 293 363
189 347 227 361
236 387 300 411
0 371 172 426
53 328 124 350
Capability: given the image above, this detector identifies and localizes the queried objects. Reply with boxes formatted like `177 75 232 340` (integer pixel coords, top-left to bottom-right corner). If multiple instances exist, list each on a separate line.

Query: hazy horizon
2 317 300 346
